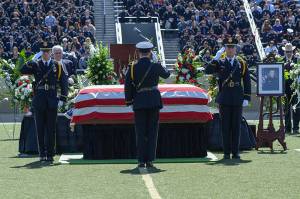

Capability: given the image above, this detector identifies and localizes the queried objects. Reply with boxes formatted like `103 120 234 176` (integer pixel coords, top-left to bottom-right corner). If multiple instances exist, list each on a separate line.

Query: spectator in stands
162 5 178 29
85 19 96 37
273 18 283 41
264 0 275 14
0 45 9 60
265 40 279 55
85 37 95 55
45 11 56 27
11 47 19 64
0 0 95 65
78 45 91 70
261 19 272 42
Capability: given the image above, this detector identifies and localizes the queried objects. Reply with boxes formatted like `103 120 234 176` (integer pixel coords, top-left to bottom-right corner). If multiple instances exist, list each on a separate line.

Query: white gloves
58 100 64 108
213 47 225 61
242 100 249 107
151 52 158 63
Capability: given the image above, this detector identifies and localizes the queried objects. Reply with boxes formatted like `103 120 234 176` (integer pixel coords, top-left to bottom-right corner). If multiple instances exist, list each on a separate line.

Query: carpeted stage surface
0 121 300 199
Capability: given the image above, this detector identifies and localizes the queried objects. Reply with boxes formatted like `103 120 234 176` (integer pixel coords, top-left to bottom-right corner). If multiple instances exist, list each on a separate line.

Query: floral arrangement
0 50 34 112
58 75 89 113
0 59 20 90
0 59 34 111
14 75 34 111
173 48 220 101
174 48 204 86
289 61 300 109
86 42 117 85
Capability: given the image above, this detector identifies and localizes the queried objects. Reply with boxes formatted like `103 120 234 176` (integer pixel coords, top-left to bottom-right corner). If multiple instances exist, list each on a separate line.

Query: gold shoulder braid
237 56 246 76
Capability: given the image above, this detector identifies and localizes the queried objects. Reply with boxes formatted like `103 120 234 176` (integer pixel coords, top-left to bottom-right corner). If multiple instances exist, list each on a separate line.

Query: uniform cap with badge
136 41 154 53
223 37 238 48
40 40 54 52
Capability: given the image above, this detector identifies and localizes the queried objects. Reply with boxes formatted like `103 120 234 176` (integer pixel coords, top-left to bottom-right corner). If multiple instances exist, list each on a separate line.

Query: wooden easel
256 96 287 151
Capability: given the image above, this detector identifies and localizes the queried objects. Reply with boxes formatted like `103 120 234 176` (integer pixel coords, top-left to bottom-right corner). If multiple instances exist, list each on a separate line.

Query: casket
72 84 213 124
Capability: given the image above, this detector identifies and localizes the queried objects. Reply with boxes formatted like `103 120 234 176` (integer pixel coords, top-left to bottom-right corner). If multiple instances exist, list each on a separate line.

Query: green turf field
0 122 300 199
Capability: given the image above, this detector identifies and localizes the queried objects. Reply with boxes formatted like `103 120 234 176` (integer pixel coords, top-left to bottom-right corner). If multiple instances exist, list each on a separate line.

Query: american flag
72 84 213 124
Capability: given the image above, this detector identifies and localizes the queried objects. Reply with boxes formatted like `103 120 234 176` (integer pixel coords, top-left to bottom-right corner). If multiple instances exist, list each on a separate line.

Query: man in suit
20 42 68 163
283 43 300 134
52 45 76 77
205 37 251 159
124 41 170 168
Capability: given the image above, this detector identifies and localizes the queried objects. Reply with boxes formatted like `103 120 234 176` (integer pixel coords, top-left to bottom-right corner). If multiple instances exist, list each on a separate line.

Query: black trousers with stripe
219 105 242 155
134 109 159 163
34 108 57 158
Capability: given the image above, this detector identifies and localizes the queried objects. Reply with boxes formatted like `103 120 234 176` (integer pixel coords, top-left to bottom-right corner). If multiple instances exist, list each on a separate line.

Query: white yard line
295 149 300 152
59 152 218 199
139 168 162 199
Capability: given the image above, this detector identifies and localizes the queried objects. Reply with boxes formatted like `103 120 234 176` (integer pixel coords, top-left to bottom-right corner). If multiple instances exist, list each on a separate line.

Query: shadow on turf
257 150 287 154
10 154 39 158
120 167 166 175
0 138 19 142
11 161 61 169
205 158 252 166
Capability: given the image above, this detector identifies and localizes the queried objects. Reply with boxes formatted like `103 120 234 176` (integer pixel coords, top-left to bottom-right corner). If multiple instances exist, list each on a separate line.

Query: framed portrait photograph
257 63 284 96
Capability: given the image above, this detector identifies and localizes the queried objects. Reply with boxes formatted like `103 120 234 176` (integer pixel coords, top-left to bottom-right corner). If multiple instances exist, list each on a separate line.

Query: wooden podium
110 44 137 80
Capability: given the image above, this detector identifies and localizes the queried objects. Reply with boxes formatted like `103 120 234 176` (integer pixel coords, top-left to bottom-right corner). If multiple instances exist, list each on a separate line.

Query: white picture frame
257 63 284 96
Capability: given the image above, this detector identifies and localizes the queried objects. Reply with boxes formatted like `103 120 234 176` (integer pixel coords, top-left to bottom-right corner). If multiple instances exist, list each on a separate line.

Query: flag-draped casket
72 84 213 124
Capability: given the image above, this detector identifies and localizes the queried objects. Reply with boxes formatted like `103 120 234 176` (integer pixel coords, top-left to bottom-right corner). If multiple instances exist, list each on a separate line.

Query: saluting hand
213 47 225 61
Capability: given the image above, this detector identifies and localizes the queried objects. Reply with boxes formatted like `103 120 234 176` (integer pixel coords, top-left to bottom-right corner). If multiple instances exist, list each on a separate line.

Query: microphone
133 27 142 33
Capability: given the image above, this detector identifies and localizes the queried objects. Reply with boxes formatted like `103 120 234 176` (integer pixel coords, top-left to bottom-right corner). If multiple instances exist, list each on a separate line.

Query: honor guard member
124 41 170 168
283 43 300 134
205 37 251 159
20 42 68 163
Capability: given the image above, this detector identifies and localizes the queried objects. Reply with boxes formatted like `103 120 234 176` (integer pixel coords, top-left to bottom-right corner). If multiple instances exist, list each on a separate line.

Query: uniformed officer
20 42 68 163
124 41 170 168
283 43 300 134
205 37 251 159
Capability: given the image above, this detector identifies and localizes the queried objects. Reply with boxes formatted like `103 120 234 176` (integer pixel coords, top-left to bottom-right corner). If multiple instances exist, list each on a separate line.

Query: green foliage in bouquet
0 52 34 110
174 48 219 101
14 75 34 110
58 75 90 113
174 48 204 86
289 61 300 108
86 42 117 85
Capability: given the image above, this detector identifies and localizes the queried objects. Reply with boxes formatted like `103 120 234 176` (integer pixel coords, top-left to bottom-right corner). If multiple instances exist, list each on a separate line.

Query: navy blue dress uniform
124 41 170 168
283 43 300 133
20 43 68 162
205 38 251 159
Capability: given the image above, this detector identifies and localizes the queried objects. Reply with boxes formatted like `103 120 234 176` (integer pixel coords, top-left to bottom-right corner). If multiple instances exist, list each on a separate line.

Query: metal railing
117 17 159 23
103 0 106 34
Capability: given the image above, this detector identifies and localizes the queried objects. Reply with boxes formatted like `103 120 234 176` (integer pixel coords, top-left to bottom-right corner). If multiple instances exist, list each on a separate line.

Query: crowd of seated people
0 0 96 72
120 0 300 66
